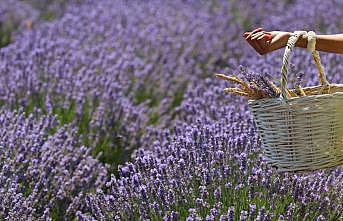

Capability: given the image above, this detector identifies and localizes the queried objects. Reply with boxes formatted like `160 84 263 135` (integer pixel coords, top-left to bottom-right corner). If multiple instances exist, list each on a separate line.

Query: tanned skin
244 28 343 55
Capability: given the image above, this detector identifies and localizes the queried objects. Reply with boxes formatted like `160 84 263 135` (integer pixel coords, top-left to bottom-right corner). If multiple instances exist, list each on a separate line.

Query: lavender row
0 0 342 220
1 0 342 163
76 112 342 220
0 109 107 220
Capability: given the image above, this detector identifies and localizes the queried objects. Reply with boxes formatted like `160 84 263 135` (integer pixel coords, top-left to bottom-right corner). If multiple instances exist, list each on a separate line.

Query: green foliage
134 85 160 107
51 199 71 221
149 112 160 125
0 24 12 48
40 11 57 21
171 85 186 109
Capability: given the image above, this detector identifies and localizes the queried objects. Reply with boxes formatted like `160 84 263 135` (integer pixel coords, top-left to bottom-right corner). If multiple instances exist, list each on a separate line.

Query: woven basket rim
248 88 343 104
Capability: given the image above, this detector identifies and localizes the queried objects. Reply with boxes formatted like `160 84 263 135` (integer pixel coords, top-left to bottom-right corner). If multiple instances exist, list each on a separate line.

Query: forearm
295 34 343 54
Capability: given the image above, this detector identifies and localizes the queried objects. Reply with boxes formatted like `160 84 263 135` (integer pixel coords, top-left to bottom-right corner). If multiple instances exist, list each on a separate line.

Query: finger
246 27 264 39
251 32 265 40
251 27 264 34
257 33 272 40
251 31 270 39
251 31 267 40
243 32 250 37
257 34 266 40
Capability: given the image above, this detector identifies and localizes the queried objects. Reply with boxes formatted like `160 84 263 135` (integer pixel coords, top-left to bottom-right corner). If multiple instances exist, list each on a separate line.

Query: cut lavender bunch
239 66 281 98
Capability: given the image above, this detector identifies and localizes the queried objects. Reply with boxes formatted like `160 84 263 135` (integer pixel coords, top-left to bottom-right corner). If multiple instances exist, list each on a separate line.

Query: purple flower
1 0 342 220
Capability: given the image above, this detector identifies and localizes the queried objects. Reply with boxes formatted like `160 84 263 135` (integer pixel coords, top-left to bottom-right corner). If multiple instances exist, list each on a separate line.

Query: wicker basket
248 31 343 172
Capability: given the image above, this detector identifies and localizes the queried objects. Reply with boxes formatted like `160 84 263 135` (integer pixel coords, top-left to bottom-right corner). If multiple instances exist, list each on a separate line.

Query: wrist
267 31 292 53
281 32 308 49
282 32 292 47
295 33 308 48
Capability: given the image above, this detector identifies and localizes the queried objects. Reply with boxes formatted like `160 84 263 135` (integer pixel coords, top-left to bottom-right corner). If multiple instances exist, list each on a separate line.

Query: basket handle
280 31 330 100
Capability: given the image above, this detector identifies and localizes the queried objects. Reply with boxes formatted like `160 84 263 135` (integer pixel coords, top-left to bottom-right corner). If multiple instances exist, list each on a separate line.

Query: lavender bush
0 0 342 220
0 109 107 220
0 0 253 165
76 115 342 220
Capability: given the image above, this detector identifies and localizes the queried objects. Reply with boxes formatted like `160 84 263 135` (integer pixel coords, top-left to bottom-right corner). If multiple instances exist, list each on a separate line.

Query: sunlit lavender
0 0 342 220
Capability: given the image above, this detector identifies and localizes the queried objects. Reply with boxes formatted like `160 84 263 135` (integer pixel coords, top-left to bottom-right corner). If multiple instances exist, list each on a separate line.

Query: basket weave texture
248 31 343 172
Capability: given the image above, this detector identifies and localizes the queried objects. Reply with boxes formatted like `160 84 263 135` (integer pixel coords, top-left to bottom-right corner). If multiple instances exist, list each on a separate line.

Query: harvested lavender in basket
216 66 282 99
240 66 281 98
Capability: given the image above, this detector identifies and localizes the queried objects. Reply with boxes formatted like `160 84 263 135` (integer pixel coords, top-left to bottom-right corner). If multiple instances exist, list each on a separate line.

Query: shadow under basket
247 31 343 172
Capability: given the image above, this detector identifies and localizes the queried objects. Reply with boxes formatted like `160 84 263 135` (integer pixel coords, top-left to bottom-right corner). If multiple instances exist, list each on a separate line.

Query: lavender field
0 0 342 220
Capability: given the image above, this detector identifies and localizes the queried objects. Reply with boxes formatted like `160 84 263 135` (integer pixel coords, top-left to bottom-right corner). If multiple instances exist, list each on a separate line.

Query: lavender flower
0 1 342 220
0 110 107 219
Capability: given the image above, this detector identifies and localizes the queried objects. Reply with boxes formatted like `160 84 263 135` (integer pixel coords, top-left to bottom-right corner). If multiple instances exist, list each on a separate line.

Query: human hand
243 28 291 55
